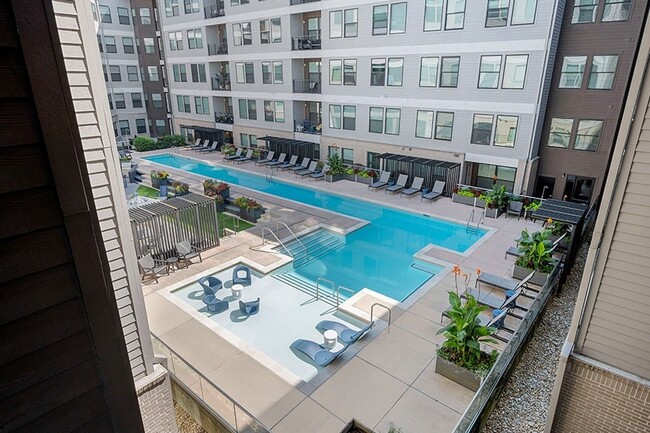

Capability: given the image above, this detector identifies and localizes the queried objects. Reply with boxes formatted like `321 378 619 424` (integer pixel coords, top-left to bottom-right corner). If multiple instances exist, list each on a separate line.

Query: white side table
323 330 338 349
231 284 243 299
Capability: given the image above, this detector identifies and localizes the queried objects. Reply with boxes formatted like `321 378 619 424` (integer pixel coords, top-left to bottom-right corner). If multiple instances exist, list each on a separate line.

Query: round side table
165 257 179 273
231 284 243 299
323 330 338 349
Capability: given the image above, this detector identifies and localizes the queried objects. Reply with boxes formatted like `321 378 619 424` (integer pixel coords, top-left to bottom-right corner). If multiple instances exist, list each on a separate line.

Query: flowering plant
203 180 229 197
172 181 189 194
234 196 262 210
150 170 169 179
221 143 237 155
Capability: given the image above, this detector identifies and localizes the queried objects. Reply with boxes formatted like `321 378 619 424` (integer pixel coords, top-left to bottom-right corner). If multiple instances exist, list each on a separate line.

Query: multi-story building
92 0 172 142
161 0 565 194
534 0 649 204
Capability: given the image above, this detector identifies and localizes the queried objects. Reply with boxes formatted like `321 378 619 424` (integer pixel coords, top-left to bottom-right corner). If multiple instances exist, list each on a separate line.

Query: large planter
485 207 502 219
326 174 346 183
355 175 374 185
344 173 356 181
339 420 374 433
435 355 482 392
215 201 225 212
151 177 168 189
239 207 262 223
512 264 551 287
475 199 487 209
452 193 476 206
219 187 230 200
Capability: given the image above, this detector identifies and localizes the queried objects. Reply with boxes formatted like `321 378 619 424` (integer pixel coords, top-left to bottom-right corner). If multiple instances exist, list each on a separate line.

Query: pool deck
134 149 545 433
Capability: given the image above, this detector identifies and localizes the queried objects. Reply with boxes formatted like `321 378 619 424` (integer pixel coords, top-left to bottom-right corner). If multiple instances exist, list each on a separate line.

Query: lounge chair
239 298 260 315
292 339 351 367
506 201 524 219
137 253 168 283
368 171 391 190
184 138 201 150
176 241 203 265
460 286 528 319
119 149 132 160
255 151 275 166
192 139 210 152
267 153 287 167
385 174 408 195
198 276 223 296
310 164 329 181
202 294 229 313
477 270 537 295
233 149 254 163
289 157 311 172
296 161 318 177
278 155 298 170
232 264 251 286
198 141 218 153
400 177 424 198
422 181 446 201
316 320 374 344
224 148 242 160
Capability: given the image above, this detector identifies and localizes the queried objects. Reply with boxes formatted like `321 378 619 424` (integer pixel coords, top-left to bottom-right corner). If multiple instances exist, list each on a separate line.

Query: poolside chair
198 276 223 297
137 254 168 283
289 157 311 172
232 264 251 286
233 149 254 163
198 141 218 153
422 181 446 201
400 177 424 198
316 320 374 344
202 294 229 314
461 287 528 319
267 153 287 167
368 171 391 191
255 151 275 166
296 161 318 177
239 298 260 315
224 148 243 160
193 139 210 152
278 155 298 170
506 201 524 220
176 240 203 265
119 149 132 160
385 174 408 195
184 138 201 150
292 339 352 367
477 270 537 295
310 164 328 181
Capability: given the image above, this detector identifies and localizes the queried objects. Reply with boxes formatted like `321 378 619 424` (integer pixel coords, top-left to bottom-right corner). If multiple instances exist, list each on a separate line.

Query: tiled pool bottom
171 266 368 383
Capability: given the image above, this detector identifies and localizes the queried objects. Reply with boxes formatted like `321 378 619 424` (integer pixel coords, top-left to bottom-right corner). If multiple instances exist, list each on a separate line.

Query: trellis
378 153 461 196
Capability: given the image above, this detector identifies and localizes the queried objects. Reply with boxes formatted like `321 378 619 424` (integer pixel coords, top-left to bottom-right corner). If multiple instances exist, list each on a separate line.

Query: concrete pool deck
135 149 546 432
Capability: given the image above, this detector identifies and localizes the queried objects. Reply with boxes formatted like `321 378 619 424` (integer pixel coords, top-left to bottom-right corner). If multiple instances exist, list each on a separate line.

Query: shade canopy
378 153 461 196
531 199 588 225
258 136 320 161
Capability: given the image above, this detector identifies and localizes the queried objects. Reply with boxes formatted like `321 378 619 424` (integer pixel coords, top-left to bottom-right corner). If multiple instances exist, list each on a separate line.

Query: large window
559 56 587 88
127 65 139 81
165 0 179 17
147 66 159 81
478 56 502 89
122 37 134 54
572 0 598 24
330 11 343 38
424 0 443 31
264 101 274 121
511 0 537 24
367 152 381 170
169 32 183 50
420 57 439 87
385 108 401 135
330 60 342 85
344 9 359 37
445 0 466 30
118 120 130 136
187 28 203 49
152 94 163 108
547 118 574 148
369 107 384 133
390 3 407 34
140 8 151 24
574 120 603 151
471 114 494 145
274 62 283 83
502 55 528 89
262 62 272 84
440 57 460 87
435 112 454 140
233 23 242 45
344 60 357 85
109 65 121 81
588 55 618 89
136 118 147 134
173 64 187 82
416 110 434 138
104 36 117 53
242 22 252 45
476 164 517 192
343 105 356 130
114 93 126 109
177 95 191 113
144 38 155 54
191 64 206 82
494 115 518 147
195 97 210 115
238 99 257 120
387 58 404 86
372 5 389 35
329 105 341 129
235 62 254 83
602 0 631 22
260 18 282 44
184 0 199 14
371 59 386 86
486 0 509 27
117 7 130 24
275 102 285 123
99 5 111 23
131 93 142 108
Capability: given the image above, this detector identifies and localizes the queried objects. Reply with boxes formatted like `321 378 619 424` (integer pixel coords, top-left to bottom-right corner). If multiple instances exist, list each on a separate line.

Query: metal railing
290 0 320 4
151 334 270 433
335 285 355 308
316 277 336 301
211 77 231 91
208 41 228 55
293 78 321 94
371 303 392 329
214 112 234 124
294 119 322 135
276 222 307 259
259 227 294 259
292 34 321 51
204 2 225 18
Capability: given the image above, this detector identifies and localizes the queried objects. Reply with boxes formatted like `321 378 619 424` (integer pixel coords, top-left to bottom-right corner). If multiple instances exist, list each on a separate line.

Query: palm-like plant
515 229 555 273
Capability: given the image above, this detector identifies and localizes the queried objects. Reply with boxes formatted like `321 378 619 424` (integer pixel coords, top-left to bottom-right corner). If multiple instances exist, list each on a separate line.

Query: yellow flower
547 217 553 224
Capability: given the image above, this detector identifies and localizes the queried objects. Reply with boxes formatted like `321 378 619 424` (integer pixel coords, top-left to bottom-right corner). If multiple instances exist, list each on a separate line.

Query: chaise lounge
400 177 424 198
309 164 328 181
368 171 391 191
267 153 287 167
292 339 352 367
316 320 374 344
278 155 298 170
255 151 275 166
385 174 408 195
422 181 446 201
224 148 243 160
296 161 318 177
289 157 311 172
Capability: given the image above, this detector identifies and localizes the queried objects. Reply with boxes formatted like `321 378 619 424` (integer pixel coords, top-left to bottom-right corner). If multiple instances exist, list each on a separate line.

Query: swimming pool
146 154 487 301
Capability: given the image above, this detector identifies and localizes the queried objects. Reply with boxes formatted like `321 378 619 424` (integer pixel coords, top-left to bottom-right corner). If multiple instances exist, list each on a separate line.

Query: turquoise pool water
146 154 487 301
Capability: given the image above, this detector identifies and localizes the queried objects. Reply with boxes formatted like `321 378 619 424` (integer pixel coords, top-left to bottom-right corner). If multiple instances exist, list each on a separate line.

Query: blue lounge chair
198 276 223 296
232 264 251 286
293 339 351 367
239 298 260 315
202 294 229 313
255 151 275 166
317 320 374 344
224 148 242 160
400 177 424 198
368 171 391 190
267 153 287 167
279 155 298 170
422 181 446 201
296 161 318 177
233 149 254 163
385 174 408 195
289 157 311 172
477 270 537 294
309 164 328 181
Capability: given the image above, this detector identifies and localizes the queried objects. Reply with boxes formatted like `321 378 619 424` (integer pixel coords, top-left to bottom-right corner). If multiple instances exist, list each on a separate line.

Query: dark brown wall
536 0 649 203
0 1 145 431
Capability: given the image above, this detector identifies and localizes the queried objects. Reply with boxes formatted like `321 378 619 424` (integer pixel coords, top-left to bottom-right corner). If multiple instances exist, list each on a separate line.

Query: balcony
211 76 231 91
293 77 321 94
204 1 225 18
215 112 234 124
208 41 228 55
292 34 321 51
294 119 322 135
290 0 320 4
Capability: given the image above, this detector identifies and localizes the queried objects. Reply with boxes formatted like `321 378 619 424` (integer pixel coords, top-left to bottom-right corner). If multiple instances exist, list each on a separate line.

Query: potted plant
234 196 263 223
150 170 169 189
171 181 190 196
452 187 478 206
325 153 346 182
220 143 237 156
483 186 510 218
523 200 541 219
214 195 225 212
546 218 571 248
203 179 230 199
512 228 557 286
344 166 356 181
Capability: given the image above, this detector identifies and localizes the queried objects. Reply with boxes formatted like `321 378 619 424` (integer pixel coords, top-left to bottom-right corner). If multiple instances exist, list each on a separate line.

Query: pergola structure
378 153 461 196
258 136 320 161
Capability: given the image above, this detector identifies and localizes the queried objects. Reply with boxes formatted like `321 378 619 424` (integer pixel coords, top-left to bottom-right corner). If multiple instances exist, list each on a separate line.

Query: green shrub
132 136 156 151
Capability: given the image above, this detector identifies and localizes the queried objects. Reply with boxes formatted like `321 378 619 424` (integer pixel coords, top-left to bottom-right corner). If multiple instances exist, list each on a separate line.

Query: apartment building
93 0 172 142
160 0 563 193
535 0 649 204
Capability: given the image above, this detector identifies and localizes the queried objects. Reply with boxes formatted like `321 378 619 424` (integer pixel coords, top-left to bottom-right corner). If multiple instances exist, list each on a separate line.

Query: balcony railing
208 41 228 55
290 0 320 4
293 78 321 94
204 2 225 18
215 112 234 124
294 119 322 135
211 76 231 91
292 34 321 51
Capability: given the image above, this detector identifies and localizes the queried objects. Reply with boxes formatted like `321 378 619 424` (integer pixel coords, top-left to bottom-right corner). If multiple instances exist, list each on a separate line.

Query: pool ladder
466 209 484 233
266 166 278 182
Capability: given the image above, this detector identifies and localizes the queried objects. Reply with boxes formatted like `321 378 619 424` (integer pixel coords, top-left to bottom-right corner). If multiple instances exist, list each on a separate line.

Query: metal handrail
456 183 546 202
260 227 293 258
151 334 271 433
316 277 336 301
370 303 392 329
335 285 355 309
476 210 484 231
466 209 475 232
276 222 307 259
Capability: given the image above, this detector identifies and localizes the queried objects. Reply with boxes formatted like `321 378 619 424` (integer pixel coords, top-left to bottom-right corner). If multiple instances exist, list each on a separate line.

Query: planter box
435 355 482 392
475 199 487 209
239 208 262 223
151 177 168 189
512 264 551 287
344 173 356 181
485 207 502 219
452 193 476 206
355 175 375 185
339 420 374 433
215 202 225 212
219 187 230 200
326 174 346 183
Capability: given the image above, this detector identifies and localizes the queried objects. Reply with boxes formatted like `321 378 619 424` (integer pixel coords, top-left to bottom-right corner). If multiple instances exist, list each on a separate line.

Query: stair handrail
275 221 308 259
476 210 485 231
316 277 336 301
370 302 393 329
335 285 355 309
466 209 475 232
260 227 293 259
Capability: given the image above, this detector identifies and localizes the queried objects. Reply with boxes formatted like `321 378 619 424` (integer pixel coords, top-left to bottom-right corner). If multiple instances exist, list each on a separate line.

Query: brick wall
137 365 180 433
552 357 650 432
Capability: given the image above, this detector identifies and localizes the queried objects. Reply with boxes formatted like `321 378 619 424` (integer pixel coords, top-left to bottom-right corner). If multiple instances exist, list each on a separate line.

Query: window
260 20 270 44
343 105 356 130
420 57 439 87
195 97 210 115
271 18 282 43
262 62 272 84
511 0 537 24
233 23 243 46
371 59 386 86
575 120 603 151
140 8 151 24
242 22 252 45
235 62 254 84
477 164 517 192
248 100 257 120
330 60 342 84
117 7 130 24
329 105 341 129
232 0 250 5
238 99 247 118
155 119 167 134
373 5 388 35
191 64 206 82
424 0 444 31
344 60 357 85
103 65 108 81
344 9 358 37
127 66 138 81
144 38 155 54
187 29 203 49
108 94 112 109
97 35 103 52
486 0 509 27
169 32 183 51
572 0 597 24
131 93 143 108
341 148 354 164
114 93 125 109
152 94 163 108
273 62 283 83
387 58 404 86
390 3 407 34
148 66 159 81
564 175 594 202
275 102 285 123
440 57 460 87
559 56 587 88
547 118 574 148
118 120 130 136
238 99 257 120
173 64 187 82
435 112 454 140
122 37 134 54
184 0 199 14
165 0 179 17
104 36 117 53
136 119 147 134
367 152 381 169
502 55 528 89
91 3 98 21
329 11 342 38
588 55 618 89
416 110 434 138
235 63 245 83
99 5 111 23
446 0 466 29
369 107 384 133
241 133 249 147
385 108 401 135
494 115 518 147
478 56 502 89
109 65 121 81
177 95 191 112
471 114 494 145
602 0 631 22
